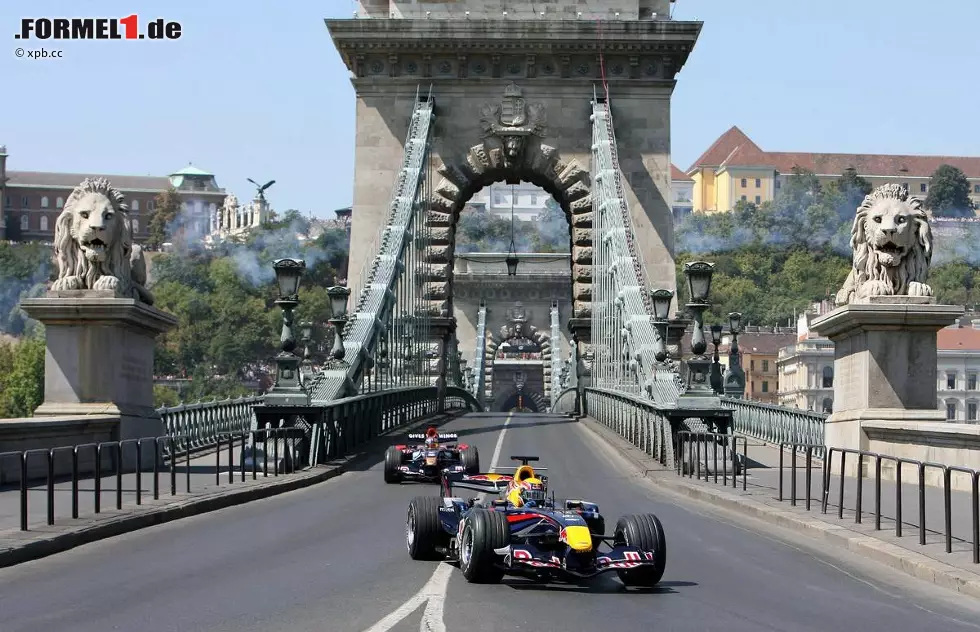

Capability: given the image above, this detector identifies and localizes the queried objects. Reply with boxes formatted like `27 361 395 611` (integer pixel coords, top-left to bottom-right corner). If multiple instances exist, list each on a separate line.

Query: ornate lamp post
650 288 673 362
723 312 746 399
323 285 351 368
709 324 724 394
266 258 308 405
679 261 717 400
299 320 314 379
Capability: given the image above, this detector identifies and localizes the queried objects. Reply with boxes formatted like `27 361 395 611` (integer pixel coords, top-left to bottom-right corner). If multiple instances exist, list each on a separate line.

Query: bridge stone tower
328 0 700 348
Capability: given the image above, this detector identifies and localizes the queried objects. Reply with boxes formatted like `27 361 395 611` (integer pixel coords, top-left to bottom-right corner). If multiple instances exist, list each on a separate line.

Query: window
947 372 957 390
740 178 747 187
775 179 781 190
741 195 747 201
974 184 980 194
494 194 503 205
56 197 64 208
822 398 833 413
920 183 927 193
750 359 755 370
946 402 957 420
131 200 140 211
968 373 977 390
132 218 140 233
41 196 49 208
39 216 48 231
21 195 29 208
762 381 769 393
19 215 28 230
755 195 761 204
530 195 537 205
762 359 769 372
755 178 761 188
822 365 834 388
968 402 978 422
147 200 155 211
4 196 10 207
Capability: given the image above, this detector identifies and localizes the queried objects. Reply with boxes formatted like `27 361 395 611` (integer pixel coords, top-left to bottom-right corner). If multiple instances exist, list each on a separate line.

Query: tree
926 164 974 218
145 186 182 249
0 334 45 418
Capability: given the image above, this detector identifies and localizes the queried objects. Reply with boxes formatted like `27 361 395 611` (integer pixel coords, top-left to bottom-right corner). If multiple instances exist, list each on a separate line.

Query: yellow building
687 126 980 214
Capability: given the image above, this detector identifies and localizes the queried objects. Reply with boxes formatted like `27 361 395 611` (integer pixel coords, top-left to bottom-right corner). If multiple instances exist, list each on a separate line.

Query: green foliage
145 186 182 249
0 241 51 335
0 334 46 418
153 384 181 408
456 199 569 253
149 218 349 401
926 164 974 218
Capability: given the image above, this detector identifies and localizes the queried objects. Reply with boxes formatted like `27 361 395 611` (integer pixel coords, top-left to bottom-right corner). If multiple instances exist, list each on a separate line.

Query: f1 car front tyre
407 496 446 560
613 513 667 587
460 446 480 474
384 446 403 484
459 509 509 583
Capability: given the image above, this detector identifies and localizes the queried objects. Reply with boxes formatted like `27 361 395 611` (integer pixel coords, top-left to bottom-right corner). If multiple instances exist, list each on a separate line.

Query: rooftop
689 125 980 179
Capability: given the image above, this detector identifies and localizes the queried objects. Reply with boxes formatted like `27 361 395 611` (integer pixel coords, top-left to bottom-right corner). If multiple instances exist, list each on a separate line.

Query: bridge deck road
0 412 979 632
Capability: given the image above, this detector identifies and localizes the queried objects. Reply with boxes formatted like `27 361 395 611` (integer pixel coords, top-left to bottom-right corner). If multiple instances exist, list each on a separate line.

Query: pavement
0 411 463 569
1 411 980 632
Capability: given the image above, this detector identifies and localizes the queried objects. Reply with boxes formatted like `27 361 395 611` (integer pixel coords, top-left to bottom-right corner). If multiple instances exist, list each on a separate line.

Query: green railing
721 397 827 458
158 396 263 457
576 388 676 469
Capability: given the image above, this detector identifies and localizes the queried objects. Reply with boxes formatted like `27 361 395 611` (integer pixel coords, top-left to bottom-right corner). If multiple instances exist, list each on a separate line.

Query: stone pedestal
810 298 964 474
20 291 179 445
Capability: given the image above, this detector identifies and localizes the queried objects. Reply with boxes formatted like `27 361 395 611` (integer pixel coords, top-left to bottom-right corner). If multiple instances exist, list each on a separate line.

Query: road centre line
360 413 515 632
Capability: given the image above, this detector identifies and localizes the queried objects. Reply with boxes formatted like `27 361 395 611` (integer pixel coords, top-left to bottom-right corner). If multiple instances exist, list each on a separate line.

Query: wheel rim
406 507 416 550
460 524 473 567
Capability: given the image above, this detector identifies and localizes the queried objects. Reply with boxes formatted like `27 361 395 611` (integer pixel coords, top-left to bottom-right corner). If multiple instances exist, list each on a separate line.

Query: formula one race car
384 426 480 484
404 456 667 586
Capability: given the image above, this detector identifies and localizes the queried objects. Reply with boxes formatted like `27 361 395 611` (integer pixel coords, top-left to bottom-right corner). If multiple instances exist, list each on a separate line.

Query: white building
776 304 836 412
671 163 694 220
938 317 980 422
470 181 553 221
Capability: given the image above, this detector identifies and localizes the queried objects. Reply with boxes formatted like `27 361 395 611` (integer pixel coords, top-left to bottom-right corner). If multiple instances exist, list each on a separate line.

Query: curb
577 416 980 600
0 411 465 569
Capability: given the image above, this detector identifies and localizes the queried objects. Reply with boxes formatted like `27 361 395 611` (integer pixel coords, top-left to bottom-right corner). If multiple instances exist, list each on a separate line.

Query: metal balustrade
471 302 488 405
159 396 263 457
571 387 676 469
722 397 827 458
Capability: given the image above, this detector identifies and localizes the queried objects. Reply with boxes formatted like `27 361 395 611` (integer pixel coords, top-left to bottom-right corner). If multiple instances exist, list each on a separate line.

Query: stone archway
421 83 593 322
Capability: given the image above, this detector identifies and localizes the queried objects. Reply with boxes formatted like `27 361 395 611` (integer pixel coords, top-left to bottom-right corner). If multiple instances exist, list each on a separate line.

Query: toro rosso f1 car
384 426 480 484
404 456 667 586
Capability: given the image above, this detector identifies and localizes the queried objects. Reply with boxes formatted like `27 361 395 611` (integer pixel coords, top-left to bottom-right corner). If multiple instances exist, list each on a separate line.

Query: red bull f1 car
404 456 667 586
384 426 480 484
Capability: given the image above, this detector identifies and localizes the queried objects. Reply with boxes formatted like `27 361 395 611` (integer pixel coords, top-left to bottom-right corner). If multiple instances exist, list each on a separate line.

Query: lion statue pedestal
16 178 177 466
810 183 966 476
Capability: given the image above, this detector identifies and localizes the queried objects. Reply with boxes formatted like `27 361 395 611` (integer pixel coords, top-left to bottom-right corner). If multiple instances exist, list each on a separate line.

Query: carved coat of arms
479 83 547 166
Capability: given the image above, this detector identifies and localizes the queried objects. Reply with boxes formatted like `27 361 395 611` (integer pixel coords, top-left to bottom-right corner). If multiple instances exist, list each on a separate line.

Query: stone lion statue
834 183 932 306
50 177 154 305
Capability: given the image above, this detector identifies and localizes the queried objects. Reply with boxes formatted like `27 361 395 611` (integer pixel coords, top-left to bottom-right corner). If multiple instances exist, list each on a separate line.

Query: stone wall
0 416 119 484
861 420 980 493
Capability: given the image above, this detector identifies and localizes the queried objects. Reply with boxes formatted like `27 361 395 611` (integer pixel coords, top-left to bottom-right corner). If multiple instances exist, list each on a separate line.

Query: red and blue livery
384 426 480 484
404 456 667 586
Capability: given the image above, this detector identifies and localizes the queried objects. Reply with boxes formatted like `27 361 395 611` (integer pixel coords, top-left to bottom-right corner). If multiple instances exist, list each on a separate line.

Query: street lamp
267 258 308 405
709 323 724 394
650 288 673 363
681 261 715 395
723 312 746 399
326 285 350 363
506 249 519 276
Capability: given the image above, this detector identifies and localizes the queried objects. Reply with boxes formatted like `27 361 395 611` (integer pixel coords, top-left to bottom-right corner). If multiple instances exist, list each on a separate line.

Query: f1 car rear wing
407 432 458 441
491 455 548 472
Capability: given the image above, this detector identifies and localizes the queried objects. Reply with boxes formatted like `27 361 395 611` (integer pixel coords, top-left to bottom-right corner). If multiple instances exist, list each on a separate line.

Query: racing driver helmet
507 465 547 507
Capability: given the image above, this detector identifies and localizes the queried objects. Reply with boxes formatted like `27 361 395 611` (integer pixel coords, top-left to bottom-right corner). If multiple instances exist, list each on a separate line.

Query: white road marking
359 413 514 632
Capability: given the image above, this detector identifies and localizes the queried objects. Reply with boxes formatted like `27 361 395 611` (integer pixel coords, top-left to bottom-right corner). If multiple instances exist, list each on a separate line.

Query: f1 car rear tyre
459 509 510 583
407 496 446 560
384 446 403 484
613 513 667 587
460 446 480 474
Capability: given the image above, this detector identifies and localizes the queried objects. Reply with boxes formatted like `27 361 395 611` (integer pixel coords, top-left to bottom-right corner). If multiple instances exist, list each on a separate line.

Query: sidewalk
0 411 464 568
0 447 276 532
582 418 980 598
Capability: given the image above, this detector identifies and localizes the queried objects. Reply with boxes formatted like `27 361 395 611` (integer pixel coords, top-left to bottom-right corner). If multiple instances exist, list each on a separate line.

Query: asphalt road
1 412 979 632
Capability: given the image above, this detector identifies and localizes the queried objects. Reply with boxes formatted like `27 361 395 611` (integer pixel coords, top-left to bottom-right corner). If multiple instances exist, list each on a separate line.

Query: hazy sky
3 0 977 218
